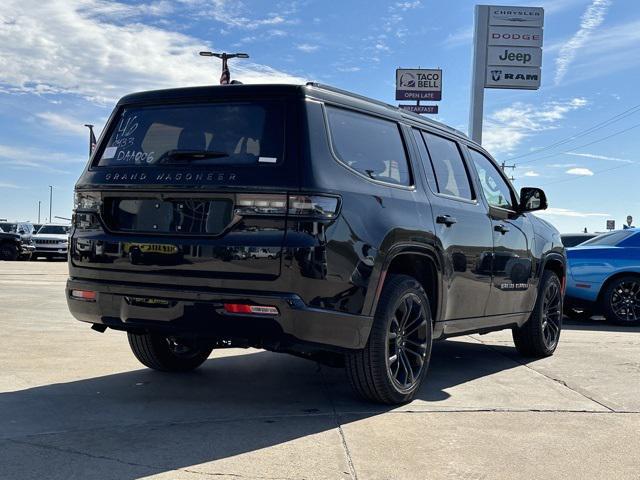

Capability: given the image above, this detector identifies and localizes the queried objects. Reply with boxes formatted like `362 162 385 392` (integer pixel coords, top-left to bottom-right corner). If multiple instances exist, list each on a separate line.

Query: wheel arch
596 271 640 306
367 245 443 321
540 252 566 287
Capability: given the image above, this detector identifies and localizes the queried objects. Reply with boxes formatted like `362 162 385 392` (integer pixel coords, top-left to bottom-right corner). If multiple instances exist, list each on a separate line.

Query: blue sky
0 0 639 232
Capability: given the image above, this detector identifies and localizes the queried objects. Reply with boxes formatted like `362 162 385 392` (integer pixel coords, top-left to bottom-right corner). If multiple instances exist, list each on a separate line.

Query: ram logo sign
486 67 541 89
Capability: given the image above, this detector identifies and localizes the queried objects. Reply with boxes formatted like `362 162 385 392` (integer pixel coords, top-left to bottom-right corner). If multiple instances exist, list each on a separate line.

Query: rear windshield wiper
156 150 230 164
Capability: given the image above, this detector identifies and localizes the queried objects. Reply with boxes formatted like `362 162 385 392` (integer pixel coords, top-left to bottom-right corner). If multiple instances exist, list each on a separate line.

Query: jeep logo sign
487 46 542 67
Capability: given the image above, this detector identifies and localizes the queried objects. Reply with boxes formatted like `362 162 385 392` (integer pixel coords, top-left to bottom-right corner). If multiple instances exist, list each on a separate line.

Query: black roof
117 82 469 143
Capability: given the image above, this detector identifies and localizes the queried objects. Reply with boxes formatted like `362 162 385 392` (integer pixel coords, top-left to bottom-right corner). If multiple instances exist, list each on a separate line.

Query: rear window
96 102 284 167
326 106 411 186
580 230 634 246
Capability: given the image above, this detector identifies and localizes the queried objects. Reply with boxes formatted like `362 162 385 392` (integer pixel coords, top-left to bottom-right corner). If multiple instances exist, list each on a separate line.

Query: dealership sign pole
469 5 544 143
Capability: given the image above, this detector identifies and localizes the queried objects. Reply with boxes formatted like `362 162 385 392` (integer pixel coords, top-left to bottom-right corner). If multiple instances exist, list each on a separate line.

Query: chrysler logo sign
489 6 544 27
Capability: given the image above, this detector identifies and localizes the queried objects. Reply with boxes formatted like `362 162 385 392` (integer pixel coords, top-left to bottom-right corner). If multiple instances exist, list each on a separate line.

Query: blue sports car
565 229 640 325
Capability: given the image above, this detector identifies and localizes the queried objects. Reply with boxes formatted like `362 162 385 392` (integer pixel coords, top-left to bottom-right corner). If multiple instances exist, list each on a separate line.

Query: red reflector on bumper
71 289 97 301
223 303 279 315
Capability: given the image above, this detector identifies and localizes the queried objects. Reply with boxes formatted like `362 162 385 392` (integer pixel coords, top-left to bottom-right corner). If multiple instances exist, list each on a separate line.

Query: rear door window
326 106 411 186
96 102 284 167
411 128 438 192
422 132 473 200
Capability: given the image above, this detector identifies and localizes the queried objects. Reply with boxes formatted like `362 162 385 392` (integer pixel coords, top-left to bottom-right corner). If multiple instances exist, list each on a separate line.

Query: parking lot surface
1 261 639 479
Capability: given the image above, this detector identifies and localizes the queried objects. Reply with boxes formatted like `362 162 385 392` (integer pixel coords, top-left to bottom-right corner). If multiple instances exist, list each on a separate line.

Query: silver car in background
32 224 70 260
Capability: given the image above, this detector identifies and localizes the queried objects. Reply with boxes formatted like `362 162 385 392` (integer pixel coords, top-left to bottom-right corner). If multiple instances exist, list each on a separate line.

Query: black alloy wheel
512 270 562 357
603 276 640 326
386 293 429 392
346 274 433 404
541 279 562 350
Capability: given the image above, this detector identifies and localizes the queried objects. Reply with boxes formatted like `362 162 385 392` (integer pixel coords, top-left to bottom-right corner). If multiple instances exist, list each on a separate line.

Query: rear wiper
156 150 230 164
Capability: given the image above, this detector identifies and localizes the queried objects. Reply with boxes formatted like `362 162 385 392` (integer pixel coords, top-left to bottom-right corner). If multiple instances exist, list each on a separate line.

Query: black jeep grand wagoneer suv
68 83 565 404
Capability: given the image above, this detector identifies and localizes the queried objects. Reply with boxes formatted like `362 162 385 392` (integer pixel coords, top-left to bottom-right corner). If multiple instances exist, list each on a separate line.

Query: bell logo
491 70 502 81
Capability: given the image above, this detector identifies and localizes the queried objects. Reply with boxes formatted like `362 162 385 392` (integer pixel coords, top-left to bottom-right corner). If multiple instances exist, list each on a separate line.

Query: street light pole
49 185 53 223
38 201 41 224
199 51 249 84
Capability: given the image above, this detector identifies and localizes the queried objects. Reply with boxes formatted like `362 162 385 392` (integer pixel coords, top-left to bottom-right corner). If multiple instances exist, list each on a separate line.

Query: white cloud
394 1 421 11
548 163 579 168
566 167 595 176
555 0 612 85
336 66 361 73
523 170 540 177
0 182 23 189
35 112 87 136
537 207 609 218
205 0 291 30
483 98 588 154
0 0 305 104
442 27 473 48
0 143 86 173
565 152 635 164
296 43 319 53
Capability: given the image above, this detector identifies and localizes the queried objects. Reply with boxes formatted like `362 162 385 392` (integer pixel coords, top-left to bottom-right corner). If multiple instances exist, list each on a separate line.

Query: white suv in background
33 224 70 260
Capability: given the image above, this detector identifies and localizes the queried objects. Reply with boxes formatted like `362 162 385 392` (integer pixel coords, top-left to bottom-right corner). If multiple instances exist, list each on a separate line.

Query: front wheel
127 333 213 372
0 243 19 261
346 274 433 404
512 270 563 357
602 275 640 326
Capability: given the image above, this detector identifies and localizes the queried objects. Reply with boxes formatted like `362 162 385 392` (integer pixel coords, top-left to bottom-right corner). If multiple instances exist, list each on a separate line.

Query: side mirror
18 229 25 235
519 187 548 212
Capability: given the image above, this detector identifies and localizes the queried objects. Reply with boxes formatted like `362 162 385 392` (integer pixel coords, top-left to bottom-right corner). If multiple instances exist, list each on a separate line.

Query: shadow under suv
68 83 565 404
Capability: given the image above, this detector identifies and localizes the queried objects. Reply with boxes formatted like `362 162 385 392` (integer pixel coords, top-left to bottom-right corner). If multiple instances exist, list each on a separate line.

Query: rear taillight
70 289 97 302
223 303 279 315
288 195 339 218
234 194 339 219
73 191 102 230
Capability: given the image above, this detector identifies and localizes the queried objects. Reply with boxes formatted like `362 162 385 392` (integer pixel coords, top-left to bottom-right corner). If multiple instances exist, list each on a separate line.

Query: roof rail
305 82 468 140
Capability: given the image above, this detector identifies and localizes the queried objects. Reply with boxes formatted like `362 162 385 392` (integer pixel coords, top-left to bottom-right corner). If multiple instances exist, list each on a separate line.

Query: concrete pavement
1 261 638 479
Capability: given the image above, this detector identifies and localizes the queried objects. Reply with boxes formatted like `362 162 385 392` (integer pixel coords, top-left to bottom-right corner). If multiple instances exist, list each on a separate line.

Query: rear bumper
66 278 373 350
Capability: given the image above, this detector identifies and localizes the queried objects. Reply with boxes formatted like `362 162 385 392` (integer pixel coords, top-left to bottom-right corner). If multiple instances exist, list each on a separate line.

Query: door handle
436 215 457 227
494 224 510 235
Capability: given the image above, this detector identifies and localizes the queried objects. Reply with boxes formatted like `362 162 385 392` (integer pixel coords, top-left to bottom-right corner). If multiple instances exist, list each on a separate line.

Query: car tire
513 270 563 357
602 275 640 326
346 274 433 404
127 332 214 372
0 243 19 261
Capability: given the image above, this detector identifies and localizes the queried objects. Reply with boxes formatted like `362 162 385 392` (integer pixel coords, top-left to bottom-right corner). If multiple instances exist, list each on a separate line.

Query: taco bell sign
396 69 442 101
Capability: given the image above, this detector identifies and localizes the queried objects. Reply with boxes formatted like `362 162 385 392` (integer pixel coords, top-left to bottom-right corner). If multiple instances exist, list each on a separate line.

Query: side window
468 149 515 210
326 106 411 186
411 129 438 192
422 132 473 200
